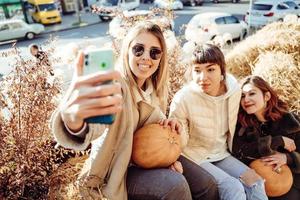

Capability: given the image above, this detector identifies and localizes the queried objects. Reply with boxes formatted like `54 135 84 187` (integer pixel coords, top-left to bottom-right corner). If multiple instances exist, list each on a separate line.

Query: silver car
0 19 44 42
245 0 300 28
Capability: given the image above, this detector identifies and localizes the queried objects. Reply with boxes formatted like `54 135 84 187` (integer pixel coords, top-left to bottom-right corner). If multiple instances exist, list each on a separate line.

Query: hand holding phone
60 50 121 132
83 48 116 124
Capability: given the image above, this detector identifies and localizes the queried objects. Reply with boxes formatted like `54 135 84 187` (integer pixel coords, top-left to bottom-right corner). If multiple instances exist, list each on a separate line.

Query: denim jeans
127 155 219 200
200 155 268 200
178 155 219 200
127 165 192 200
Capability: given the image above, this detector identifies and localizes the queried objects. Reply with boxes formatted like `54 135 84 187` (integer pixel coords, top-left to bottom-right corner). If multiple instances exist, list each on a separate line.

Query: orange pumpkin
132 124 181 169
250 159 293 197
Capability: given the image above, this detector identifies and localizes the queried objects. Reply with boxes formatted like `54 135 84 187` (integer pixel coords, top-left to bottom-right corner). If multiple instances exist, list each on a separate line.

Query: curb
42 21 102 35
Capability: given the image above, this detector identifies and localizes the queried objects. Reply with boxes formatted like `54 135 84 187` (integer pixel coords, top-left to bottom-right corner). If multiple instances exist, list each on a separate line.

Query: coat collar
132 79 157 128
189 73 240 101
132 79 154 104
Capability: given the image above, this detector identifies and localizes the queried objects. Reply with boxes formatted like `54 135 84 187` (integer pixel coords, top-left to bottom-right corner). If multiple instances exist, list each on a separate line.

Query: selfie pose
169 44 268 200
233 75 300 200
51 22 218 200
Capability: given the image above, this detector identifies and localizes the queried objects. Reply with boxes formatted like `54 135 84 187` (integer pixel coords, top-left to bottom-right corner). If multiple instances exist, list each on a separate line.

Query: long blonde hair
117 21 168 111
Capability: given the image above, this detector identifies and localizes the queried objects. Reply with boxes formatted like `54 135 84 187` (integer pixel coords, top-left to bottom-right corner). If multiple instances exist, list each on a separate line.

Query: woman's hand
261 152 287 172
158 118 182 133
60 52 123 132
282 136 296 152
169 161 183 174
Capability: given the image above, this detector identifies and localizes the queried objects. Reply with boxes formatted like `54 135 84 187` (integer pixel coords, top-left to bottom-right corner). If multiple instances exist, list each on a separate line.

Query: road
0 2 250 76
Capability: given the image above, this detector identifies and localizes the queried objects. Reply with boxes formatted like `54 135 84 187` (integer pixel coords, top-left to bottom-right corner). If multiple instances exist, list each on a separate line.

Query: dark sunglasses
132 44 162 60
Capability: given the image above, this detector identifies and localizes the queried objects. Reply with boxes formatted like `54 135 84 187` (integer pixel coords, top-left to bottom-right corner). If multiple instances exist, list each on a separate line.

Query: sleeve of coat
285 113 300 174
169 91 189 149
50 109 107 151
233 124 280 160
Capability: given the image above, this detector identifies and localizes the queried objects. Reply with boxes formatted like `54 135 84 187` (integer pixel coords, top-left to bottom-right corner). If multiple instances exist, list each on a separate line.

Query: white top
169 74 241 164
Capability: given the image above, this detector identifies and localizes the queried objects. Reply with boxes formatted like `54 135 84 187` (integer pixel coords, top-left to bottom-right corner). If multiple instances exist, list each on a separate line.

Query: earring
220 75 224 81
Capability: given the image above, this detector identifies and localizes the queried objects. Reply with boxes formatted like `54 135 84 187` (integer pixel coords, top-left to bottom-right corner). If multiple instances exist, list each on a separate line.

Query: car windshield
101 0 119 6
284 1 297 8
190 16 211 27
38 4 56 11
252 4 273 11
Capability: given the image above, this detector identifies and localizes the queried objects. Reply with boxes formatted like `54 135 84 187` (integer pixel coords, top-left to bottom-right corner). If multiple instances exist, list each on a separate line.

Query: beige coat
169 74 241 164
51 78 165 200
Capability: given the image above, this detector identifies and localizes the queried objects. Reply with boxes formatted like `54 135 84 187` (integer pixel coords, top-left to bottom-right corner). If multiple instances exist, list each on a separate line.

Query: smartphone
83 48 115 124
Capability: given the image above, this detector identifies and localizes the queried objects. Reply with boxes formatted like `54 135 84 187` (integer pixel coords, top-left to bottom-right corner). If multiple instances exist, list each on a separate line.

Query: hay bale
49 155 88 200
226 21 300 79
253 51 300 115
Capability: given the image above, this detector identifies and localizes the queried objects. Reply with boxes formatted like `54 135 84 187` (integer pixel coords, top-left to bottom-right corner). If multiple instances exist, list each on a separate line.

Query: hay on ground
49 155 88 200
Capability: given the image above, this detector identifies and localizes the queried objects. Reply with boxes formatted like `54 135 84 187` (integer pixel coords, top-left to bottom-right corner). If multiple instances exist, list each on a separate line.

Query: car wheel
226 39 232 46
99 16 111 22
26 32 35 40
243 30 247 38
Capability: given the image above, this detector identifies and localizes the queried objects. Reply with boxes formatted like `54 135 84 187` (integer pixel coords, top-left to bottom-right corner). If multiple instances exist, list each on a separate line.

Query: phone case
83 48 115 124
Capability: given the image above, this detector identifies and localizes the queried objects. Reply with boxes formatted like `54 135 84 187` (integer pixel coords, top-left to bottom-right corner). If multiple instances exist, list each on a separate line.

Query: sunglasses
132 44 162 60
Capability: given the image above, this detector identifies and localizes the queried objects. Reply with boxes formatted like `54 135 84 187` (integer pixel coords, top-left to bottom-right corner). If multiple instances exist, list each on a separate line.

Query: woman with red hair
233 75 300 200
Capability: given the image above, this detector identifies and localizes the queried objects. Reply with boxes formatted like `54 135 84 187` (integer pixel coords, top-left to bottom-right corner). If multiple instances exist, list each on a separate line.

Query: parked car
91 0 140 21
0 20 44 42
185 12 247 44
245 0 300 28
108 10 174 39
153 0 183 10
180 0 203 6
212 0 241 3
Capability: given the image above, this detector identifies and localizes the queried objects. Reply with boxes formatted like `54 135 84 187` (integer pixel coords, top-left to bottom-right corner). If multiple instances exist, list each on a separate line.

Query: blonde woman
51 22 218 200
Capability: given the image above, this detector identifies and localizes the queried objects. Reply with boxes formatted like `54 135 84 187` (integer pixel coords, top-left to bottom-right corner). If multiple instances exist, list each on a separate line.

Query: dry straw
49 155 88 200
253 51 300 116
226 22 300 79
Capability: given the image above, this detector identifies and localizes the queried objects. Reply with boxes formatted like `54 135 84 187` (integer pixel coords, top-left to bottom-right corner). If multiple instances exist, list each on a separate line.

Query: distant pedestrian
29 44 53 75
29 44 49 65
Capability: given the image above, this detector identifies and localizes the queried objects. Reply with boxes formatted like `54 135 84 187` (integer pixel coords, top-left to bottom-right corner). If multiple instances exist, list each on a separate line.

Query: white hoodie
169 74 241 164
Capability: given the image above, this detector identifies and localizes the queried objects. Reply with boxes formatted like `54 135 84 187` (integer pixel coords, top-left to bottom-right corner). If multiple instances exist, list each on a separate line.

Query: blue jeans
200 155 268 200
127 166 192 200
127 155 220 200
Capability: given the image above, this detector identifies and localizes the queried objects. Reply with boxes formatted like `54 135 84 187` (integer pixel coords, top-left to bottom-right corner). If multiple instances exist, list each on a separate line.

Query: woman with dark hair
168 44 268 200
233 75 300 200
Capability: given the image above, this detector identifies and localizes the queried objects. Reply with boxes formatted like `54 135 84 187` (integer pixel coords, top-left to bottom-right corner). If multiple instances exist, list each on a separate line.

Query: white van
91 0 140 21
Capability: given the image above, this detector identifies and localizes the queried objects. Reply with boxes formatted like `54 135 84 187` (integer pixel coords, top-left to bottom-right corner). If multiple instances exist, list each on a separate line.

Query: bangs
192 45 224 65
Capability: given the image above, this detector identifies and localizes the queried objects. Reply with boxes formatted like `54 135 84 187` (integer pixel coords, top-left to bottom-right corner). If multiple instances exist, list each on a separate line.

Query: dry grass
253 51 300 116
226 22 300 79
49 155 88 200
